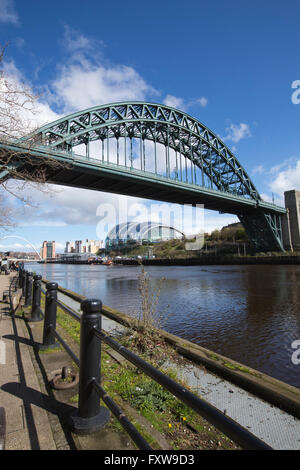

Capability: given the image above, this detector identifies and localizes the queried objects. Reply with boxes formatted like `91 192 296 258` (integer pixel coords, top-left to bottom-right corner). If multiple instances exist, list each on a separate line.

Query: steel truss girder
238 211 284 252
14 102 287 252
23 102 260 201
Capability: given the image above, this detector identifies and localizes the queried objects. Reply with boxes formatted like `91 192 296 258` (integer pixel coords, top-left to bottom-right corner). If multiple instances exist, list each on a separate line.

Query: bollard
22 271 27 297
40 282 59 349
18 269 23 289
29 275 43 322
24 272 33 307
69 298 110 434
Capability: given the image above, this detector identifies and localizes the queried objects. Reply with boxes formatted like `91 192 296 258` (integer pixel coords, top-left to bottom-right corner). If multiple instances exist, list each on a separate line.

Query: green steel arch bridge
0 101 286 251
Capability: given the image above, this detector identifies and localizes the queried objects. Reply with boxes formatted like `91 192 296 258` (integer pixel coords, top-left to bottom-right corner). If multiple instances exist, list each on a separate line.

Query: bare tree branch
0 44 69 229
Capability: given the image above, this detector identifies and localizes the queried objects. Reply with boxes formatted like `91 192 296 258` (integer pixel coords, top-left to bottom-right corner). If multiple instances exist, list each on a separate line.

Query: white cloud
53 63 157 113
1 59 61 135
5 180 150 234
162 95 208 112
269 159 300 196
204 212 238 234
260 192 283 206
0 0 18 24
163 95 185 110
223 122 251 143
269 157 296 175
195 97 208 107
50 26 158 114
253 157 300 204
63 24 102 54
1 26 229 244
252 165 265 176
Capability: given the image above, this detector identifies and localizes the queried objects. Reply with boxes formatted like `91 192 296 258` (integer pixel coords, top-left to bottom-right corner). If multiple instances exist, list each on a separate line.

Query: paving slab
0 274 57 450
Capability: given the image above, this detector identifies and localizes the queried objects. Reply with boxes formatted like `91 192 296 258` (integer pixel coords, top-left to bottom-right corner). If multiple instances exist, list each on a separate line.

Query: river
29 262 300 388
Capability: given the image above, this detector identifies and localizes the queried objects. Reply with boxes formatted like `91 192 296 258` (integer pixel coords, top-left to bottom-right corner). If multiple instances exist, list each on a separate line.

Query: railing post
40 282 58 349
69 298 110 434
18 269 23 289
24 272 33 307
22 271 27 297
29 275 43 322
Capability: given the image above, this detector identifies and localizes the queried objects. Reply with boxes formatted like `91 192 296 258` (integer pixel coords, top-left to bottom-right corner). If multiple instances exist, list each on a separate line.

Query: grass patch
39 346 63 354
223 362 258 375
40 291 238 450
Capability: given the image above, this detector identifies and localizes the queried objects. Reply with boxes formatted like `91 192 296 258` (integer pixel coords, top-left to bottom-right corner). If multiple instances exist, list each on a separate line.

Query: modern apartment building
64 239 103 254
40 241 56 259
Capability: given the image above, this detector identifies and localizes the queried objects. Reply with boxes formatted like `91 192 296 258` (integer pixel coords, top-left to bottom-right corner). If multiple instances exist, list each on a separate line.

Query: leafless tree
0 44 67 228
0 194 15 230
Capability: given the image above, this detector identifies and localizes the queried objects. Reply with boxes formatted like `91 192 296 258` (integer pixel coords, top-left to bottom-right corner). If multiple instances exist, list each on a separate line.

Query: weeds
39 289 238 450
132 263 168 352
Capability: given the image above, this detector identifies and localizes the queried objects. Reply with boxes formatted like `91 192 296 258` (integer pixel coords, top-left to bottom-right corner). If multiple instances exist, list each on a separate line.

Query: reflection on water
30 262 300 388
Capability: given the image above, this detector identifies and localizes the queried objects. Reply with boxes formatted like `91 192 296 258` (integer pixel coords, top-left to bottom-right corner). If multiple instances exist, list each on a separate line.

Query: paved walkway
0 274 137 451
1 273 299 450
0 274 57 450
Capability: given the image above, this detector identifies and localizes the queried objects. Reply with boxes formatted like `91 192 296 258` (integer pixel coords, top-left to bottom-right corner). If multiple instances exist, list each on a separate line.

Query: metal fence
18 269 273 450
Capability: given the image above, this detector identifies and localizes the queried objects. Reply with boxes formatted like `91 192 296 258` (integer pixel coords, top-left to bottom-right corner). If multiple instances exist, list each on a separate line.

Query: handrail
54 298 81 322
18 268 273 450
92 380 151 450
93 328 272 450
49 327 80 367
22 273 149 448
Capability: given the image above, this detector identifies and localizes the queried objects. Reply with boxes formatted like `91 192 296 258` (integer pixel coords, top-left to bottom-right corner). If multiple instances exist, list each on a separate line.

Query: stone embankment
114 255 300 266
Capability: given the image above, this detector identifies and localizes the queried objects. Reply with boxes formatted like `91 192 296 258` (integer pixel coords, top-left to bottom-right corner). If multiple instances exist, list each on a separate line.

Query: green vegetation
42 289 237 450
223 362 258 375
107 223 251 258
135 264 167 342
100 342 237 450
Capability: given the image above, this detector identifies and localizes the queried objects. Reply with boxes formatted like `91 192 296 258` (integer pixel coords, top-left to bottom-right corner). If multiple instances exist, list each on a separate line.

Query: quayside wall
115 256 300 265
39 255 300 265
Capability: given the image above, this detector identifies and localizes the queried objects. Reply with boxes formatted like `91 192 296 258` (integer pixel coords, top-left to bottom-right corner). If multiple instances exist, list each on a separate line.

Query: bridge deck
0 142 286 216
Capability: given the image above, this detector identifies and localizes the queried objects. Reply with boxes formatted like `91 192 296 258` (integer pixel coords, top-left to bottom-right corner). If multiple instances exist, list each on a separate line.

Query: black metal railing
0 407 6 451
18 268 273 450
8 273 19 312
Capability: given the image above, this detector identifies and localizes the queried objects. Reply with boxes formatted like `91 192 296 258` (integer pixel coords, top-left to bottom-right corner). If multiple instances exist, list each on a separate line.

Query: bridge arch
11 101 286 252
28 101 261 201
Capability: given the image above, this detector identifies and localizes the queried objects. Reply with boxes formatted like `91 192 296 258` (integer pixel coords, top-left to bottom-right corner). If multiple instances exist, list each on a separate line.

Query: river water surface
30 262 300 388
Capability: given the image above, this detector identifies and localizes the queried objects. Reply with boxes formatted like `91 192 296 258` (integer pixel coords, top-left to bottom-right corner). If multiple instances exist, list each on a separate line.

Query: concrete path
0 275 140 451
56 289 300 450
0 274 58 450
1 274 299 450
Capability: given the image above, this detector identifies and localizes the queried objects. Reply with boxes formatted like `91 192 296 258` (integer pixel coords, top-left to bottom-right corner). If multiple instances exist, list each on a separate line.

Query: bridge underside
3 150 285 253
41 160 257 212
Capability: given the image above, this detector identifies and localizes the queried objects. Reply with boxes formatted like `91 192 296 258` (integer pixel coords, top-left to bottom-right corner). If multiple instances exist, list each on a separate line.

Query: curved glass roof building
105 221 184 251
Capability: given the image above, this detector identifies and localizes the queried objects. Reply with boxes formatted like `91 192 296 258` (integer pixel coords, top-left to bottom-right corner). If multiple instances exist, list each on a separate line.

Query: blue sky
1 0 300 252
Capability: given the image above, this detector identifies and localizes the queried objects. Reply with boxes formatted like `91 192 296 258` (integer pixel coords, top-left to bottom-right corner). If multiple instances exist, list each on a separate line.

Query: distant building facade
40 241 56 259
64 239 103 254
105 221 184 252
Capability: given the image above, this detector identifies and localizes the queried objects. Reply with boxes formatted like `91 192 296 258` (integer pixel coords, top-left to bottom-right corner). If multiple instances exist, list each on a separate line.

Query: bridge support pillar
239 210 284 252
